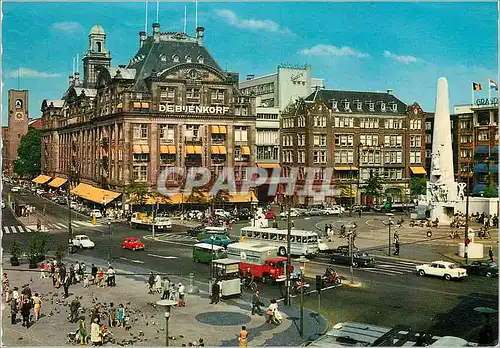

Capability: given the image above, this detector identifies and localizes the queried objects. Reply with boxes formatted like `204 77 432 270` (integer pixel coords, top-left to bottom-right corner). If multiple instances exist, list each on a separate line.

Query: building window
234 126 248 142
172 55 179 63
360 135 379 146
426 149 431 158
132 165 148 182
478 131 489 141
334 150 354 164
133 153 150 162
160 54 167 62
460 149 473 158
368 102 375 112
160 154 176 164
334 117 354 128
297 134 306 146
197 55 204 64
297 116 305 127
313 150 327 164
185 125 200 138
425 121 432 130
159 125 175 143
332 101 338 110
410 135 421 148
185 55 192 63
186 88 200 100
410 151 421 164
344 101 350 110
133 124 148 139
356 102 362 111
313 116 327 127
425 134 432 144
381 103 386 112
392 104 398 112
360 118 379 129
297 150 306 163
313 134 327 147
460 135 473 143
211 89 225 102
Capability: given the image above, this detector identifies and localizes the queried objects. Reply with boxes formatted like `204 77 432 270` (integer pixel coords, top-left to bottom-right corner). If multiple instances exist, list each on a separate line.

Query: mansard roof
127 33 221 91
305 89 408 115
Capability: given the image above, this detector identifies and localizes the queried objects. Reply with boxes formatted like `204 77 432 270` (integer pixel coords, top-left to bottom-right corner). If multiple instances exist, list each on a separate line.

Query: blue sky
2 2 497 125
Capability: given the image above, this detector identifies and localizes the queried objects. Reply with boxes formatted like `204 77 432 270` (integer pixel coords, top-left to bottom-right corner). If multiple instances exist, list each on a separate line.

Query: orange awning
212 146 220 154
71 183 121 205
141 102 150 108
334 166 358 171
218 146 227 155
48 177 68 188
186 145 195 154
160 145 170 154
228 191 258 203
32 174 52 184
116 103 123 109
410 167 427 175
168 145 176 154
132 144 143 153
219 126 227 134
132 102 141 108
241 146 251 155
211 125 220 133
141 145 150 153
257 163 280 169
194 146 203 154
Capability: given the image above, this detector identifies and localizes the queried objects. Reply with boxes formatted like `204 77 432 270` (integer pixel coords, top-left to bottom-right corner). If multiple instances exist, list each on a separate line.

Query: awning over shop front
341 187 356 198
71 183 121 205
241 146 251 155
48 177 68 188
116 103 123 109
472 184 486 195
32 175 52 184
211 125 220 133
227 191 258 203
219 126 227 134
185 146 202 155
194 146 202 154
490 164 498 173
132 102 141 108
160 145 176 154
491 146 499 154
410 167 427 175
211 146 227 155
141 102 149 108
474 163 489 173
475 146 489 154
334 166 358 171
257 163 280 169
211 146 220 154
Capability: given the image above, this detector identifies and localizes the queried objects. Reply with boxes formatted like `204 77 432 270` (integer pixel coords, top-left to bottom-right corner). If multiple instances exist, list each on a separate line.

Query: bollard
185 272 199 294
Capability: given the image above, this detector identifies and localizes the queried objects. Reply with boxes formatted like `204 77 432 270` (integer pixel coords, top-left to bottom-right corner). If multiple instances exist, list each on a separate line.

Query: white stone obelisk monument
427 77 457 224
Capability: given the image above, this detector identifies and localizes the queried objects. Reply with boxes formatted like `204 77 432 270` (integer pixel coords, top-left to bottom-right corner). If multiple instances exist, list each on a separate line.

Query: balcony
185 136 202 143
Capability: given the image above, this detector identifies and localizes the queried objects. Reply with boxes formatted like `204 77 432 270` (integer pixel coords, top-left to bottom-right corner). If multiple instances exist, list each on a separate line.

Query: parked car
214 209 230 218
324 207 342 216
330 251 375 267
279 209 300 218
306 208 325 216
187 225 206 237
463 261 498 277
416 261 467 280
72 235 95 249
333 245 360 254
121 237 145 251
199 234 233 247
11 186 21 192
265 210 277 219
90 209 103 218
236 209 252 220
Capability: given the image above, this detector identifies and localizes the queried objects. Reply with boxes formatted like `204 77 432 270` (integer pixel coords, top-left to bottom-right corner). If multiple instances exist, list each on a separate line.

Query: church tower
82 25 111 88
5 90 29 175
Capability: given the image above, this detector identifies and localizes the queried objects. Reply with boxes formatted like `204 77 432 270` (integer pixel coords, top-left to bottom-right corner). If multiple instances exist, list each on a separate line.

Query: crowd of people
147 272 186 307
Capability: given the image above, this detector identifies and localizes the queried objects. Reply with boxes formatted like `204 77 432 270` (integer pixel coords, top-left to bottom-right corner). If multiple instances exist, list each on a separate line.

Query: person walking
39 262 46 279
108 303 117 328
10 295 18 324
20 295 31 327
91 318 101 346
161 277 170 300
32 293 42 322
154 273 162 294
74 262 81 283
147 272 155 294
238 326 248 347
489 247 494 262
91 264 98 283
2 273 9 301
251 290 263 315
106 266 116 287
79 316 88 345
97 269 105 287
63 273 70 298
178 283 186 307
117 304 125 327
210 280 220 304
69 299 81 323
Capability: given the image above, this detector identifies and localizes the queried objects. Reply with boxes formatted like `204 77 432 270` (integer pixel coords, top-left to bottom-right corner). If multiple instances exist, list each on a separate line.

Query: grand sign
475 97 498 106
159 104 230 114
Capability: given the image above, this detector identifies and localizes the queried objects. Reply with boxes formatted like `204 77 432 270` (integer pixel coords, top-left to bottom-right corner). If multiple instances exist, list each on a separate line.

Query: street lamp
107 218 112 264
297 255 308 337
210 235 215 278
285 196 292 306
384 213 395 256
67 168 79 255
156 299 177 346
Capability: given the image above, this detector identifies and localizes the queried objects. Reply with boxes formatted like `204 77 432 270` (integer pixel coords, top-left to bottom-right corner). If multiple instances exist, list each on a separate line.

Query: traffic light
316 275 322 294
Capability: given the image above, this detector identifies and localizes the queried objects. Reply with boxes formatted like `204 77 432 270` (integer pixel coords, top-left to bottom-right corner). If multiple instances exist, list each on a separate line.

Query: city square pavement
2 254 327 347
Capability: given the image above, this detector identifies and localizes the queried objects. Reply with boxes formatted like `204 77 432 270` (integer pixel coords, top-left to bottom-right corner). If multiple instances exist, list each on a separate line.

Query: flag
489 78 498 91
473 82 482 91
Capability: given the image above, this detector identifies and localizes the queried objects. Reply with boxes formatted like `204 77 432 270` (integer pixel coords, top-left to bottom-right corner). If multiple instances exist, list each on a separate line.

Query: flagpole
488 80 491 104
472 83 474 106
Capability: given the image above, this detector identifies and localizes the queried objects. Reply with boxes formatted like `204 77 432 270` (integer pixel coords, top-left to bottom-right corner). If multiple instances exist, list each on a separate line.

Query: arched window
197 55 204 64
172 55 179 63
185 55 192 63
96 41 102 52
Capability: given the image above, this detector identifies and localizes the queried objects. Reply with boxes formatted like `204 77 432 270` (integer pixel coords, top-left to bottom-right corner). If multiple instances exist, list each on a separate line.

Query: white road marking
119 257 145 264
11 226 18 234
143 235 194 247
377 264 414 273
147 253 178 259
364 268 404 275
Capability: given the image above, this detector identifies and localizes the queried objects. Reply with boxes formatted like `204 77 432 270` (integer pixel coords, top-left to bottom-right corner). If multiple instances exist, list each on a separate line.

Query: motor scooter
290 278 310 295
322 272 341 286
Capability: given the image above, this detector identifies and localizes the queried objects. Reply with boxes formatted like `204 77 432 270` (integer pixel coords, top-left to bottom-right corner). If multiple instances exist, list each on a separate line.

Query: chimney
196 26 205 46
74 72 80 86
68 75 74 87
152 23 160 43
387 89 393 95
246 74 255 80
139 31 147 48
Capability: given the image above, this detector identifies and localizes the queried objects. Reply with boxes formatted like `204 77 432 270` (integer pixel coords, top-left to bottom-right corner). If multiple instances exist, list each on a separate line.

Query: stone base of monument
458 242 484 259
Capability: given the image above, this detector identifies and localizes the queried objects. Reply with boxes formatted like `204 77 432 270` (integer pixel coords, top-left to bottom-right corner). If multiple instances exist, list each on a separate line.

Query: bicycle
241 277 257 291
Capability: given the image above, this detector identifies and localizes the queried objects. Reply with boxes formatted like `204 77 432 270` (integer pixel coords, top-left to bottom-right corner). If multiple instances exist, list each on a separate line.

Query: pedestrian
251 290 263 315
20 295 31 327
79 316 88 345
69 299 81 323
91 318 101 346
60 264 67 285
147 272 155 294
154 273 162 294
489 247 494 262
168 283 177 301
117 304 125 327
161 277 170 300
12 286 19 304
69 264 75 285
394 240 400 256
106 266 116 287
10 295 18 324
91 264 98 282
39 262 46 279
238 326 248 347
63 274 70 298
74 262 81 282
32 293 41 321
2 273 9 301
178 283 186 307
210 280 220 304
97 269 105 287
84 273 90 288
108 303 117 328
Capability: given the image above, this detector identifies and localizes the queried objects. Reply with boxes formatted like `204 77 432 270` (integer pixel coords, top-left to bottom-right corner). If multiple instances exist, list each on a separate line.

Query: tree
409 177 427 198
364 174 385 200
125 181 149 205
13 127 41 179
483 185 498 198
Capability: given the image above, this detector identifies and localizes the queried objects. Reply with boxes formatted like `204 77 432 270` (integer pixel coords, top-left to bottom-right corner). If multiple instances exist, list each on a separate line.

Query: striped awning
474 163 489 173
219 126 227 134
257 163 280 169
211 125 220 133
341 187 356 198
241 146 251 155
334 166 358 171
48 177 68 188
32 175 52 184
132 144 149 153
160 145 176 154
410 167 427 175
132 102 141 108
475 146 489 154
211 146 220 154
141 102 150 108
186 145 202 155
490 164 498 173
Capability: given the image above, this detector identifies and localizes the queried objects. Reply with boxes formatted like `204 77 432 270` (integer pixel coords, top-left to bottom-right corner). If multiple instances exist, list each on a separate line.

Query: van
193 243 227 263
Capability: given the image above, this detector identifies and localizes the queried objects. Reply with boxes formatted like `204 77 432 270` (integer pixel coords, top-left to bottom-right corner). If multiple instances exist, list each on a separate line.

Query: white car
11 186 21 192
324 207 342 216
214 209 230 218
1 201 5 209
70 201 78 210
36 189 45 195
279 209 300 218
72 235 95 249
416 261 467 280
90 209 103 218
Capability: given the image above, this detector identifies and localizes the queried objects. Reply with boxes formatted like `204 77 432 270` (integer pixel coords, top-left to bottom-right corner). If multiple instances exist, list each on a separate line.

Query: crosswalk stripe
11 226 18 234
364 268 404 275
377 264 415 272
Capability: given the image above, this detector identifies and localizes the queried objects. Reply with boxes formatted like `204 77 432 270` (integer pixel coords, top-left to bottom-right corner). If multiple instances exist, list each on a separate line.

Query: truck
226 242 293 283
130 212 172 230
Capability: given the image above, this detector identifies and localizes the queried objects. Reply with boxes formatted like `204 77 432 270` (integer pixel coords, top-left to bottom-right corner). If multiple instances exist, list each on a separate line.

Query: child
83 273 89 288
117 304 125 327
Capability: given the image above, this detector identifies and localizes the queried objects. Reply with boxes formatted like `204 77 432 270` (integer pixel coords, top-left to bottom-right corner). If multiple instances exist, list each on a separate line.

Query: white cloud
383 50 421 64
51 21 84 33
215 9 292 35
7 68 62 78
299 44 369 58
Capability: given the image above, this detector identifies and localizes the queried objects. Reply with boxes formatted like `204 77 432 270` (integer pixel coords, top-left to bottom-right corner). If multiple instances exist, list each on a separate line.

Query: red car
265 211 277 219
121 237 145 251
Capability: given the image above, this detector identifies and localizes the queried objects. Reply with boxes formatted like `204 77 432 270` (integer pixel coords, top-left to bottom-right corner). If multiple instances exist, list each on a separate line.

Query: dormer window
185 55 192 63
332 101 338 110
344 101 350 110
368 102 375 111
197 55 204 64
160 54 167 62
392 104 398 112
381 102 386 112
172 55 179 63
356 101 362 111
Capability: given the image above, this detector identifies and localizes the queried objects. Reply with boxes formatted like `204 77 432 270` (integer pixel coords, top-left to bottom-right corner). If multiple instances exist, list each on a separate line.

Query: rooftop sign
475 97 498 106
159 104 230 114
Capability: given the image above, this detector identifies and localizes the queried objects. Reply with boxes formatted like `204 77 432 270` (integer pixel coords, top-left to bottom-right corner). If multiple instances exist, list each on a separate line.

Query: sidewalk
2 254 327 346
